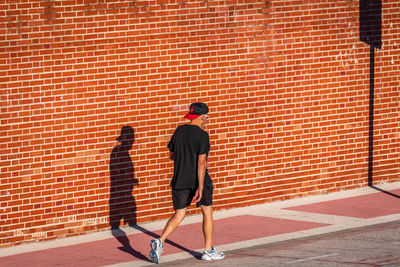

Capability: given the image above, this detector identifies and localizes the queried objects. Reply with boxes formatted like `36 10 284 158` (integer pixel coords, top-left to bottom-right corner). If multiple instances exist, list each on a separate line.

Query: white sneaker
149 238 164 264
201 247 225 261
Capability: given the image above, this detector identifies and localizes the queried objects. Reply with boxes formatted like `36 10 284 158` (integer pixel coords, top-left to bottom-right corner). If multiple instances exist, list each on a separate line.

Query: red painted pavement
0 215 328 266
285 189 400 219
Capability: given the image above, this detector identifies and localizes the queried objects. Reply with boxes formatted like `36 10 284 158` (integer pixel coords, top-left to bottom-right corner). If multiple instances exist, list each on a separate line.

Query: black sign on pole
360 0 382 49
359 0 382 186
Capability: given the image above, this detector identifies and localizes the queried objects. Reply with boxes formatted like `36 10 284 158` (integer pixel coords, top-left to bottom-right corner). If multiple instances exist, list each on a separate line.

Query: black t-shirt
168 124 212 189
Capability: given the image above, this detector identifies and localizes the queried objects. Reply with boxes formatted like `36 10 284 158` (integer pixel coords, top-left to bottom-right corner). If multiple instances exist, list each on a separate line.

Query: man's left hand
192 187 203 203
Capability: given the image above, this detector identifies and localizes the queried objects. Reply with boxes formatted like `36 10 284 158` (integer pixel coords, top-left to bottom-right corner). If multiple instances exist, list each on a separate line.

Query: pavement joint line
283 253 340 264
253 209 363 224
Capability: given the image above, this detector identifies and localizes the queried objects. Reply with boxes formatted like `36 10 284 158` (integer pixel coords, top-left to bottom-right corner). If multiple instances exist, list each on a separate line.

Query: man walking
149 102 225 264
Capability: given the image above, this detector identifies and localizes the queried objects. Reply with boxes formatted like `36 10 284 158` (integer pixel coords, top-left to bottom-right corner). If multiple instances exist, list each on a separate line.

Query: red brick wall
1 0 399 247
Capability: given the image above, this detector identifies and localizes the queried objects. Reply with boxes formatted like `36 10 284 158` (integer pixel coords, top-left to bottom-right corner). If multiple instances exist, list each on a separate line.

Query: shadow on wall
359 0 381 187
109 126 138 229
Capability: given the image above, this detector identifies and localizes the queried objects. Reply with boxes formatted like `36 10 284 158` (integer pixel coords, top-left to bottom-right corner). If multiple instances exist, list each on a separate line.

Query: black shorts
172 184 213 210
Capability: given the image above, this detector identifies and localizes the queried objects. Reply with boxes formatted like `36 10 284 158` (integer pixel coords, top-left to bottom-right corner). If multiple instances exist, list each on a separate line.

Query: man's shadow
111 228 149 261
109 126 138 228
109 126 150 261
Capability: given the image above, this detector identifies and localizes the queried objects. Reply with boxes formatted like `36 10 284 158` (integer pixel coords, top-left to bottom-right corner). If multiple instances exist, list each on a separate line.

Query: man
149 102 225 264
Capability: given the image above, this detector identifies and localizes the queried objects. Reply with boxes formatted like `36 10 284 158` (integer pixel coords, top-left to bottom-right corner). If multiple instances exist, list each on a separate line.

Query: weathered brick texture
1 0 399 247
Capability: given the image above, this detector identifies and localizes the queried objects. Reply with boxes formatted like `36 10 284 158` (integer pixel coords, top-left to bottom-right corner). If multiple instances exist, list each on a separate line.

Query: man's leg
150 188 190 264
200 204 225 261
160 207 187 242
200 205 213 251
150 208 187 263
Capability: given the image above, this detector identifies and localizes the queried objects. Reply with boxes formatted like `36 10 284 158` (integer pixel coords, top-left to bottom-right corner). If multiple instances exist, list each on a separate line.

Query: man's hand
192 187 203 203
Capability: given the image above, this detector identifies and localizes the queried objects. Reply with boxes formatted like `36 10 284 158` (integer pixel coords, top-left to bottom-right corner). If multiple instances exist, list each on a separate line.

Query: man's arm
193 153 207 202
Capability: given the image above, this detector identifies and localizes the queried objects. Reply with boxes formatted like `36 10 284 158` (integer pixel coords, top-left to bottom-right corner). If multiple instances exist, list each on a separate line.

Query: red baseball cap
184 102 209 120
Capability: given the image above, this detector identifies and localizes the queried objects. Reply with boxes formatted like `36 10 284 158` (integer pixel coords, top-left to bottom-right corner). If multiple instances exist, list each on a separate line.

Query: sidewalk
1 182 400 267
